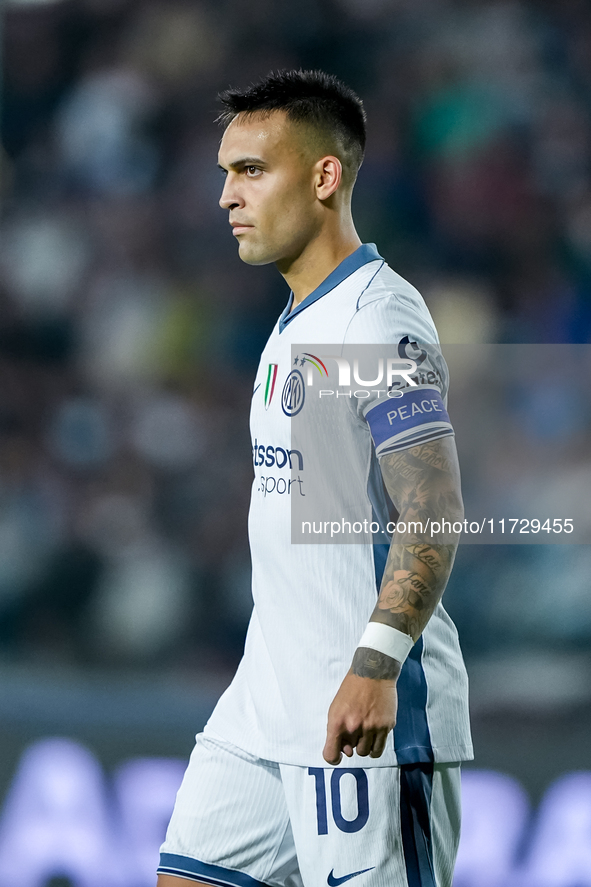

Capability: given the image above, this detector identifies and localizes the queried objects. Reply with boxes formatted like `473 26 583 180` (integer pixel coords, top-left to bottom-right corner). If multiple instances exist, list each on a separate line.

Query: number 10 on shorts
308 768 369 835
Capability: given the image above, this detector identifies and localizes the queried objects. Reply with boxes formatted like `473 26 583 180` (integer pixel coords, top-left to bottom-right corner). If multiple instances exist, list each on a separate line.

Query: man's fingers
324 721 391 764
354 730 375 757
322 744 342 765
323 730 343 765
324 753 343 765
369 729 389 759
323 723 359 764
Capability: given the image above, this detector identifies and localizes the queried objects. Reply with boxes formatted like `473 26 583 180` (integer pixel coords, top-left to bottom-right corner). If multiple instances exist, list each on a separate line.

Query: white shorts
158 733 461 887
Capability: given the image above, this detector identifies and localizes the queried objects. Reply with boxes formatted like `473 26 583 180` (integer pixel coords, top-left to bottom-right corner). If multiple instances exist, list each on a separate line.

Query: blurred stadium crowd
1 0 591 672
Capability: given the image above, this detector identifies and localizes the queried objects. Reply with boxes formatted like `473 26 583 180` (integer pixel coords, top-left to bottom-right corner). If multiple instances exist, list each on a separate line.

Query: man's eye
246 166 261 176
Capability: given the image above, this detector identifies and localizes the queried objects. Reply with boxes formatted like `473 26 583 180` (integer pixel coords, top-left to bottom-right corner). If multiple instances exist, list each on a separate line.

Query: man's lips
230 222 254 236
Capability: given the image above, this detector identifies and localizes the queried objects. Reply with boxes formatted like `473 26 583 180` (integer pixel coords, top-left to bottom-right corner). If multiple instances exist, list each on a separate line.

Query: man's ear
315 156 342 200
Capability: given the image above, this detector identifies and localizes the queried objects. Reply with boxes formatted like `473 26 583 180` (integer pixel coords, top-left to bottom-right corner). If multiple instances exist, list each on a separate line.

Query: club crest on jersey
264 363 278 409
282 369 305 416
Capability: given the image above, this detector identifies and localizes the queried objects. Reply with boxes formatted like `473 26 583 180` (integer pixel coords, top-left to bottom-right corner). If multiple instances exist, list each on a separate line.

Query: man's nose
219 175 243 210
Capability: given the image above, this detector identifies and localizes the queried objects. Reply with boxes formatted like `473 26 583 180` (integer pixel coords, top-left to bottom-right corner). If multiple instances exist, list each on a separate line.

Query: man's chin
237 242 275 266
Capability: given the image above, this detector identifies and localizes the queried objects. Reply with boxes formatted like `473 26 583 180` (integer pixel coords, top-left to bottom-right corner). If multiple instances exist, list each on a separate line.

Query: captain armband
363 386 454 458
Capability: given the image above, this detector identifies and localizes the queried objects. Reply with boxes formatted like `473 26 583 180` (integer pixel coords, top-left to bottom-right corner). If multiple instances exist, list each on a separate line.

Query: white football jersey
206 244 473 768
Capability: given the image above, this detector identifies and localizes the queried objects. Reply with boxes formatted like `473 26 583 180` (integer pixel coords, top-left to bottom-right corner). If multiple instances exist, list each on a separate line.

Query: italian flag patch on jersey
265 363 278 409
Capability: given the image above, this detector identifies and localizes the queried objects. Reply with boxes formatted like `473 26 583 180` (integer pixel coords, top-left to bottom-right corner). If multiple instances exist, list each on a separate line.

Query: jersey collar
278 242 383 333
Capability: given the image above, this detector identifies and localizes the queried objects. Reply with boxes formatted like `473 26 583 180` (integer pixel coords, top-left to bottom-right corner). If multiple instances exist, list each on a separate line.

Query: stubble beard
237 233 284 267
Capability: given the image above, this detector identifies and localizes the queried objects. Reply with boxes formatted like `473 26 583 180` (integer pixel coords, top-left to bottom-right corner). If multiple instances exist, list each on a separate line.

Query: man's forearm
352 438 463 680
351 540 458 679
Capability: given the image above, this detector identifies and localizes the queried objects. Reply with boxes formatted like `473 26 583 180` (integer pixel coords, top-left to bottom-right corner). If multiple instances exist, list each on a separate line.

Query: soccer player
157 70 472 887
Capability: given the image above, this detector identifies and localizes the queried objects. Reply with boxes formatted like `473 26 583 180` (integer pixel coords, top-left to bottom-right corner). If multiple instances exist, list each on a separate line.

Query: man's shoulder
355 261 426 312
344 261 437 344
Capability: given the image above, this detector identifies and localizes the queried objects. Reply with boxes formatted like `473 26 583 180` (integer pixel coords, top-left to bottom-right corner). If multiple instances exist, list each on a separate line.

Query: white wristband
357 622 414 664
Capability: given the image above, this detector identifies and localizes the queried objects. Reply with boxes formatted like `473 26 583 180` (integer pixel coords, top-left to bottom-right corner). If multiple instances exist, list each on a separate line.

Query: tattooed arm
323 435 463 764
352 436 463 677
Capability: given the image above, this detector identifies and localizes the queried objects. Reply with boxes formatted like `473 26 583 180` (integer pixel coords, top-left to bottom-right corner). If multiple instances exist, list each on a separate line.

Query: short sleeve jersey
206 244 473 768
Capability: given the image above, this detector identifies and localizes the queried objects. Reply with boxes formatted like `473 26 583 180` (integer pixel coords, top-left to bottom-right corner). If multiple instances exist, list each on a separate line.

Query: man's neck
278 225 362 310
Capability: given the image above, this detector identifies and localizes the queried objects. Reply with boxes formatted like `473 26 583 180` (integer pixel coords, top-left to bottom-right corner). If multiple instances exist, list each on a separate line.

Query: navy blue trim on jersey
378 427 454 457
278 243 383 333
372 542 390 587
396 637 434 764
372 545 434 765
400 763 436 887
158 853 271 887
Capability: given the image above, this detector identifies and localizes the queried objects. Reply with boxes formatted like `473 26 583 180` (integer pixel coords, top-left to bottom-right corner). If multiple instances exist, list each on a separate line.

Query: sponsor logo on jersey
252 440 305 497
389 336 444 391
252 439 303 469
282 369 305 416
398 335 428 366
327 867 375 885
264 363 278 409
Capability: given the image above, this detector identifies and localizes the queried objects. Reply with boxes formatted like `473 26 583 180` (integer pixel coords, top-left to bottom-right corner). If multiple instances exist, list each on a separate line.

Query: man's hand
322 668 399 765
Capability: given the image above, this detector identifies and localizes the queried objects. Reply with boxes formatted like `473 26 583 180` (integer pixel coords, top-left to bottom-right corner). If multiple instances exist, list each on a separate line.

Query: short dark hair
217 69 366 186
